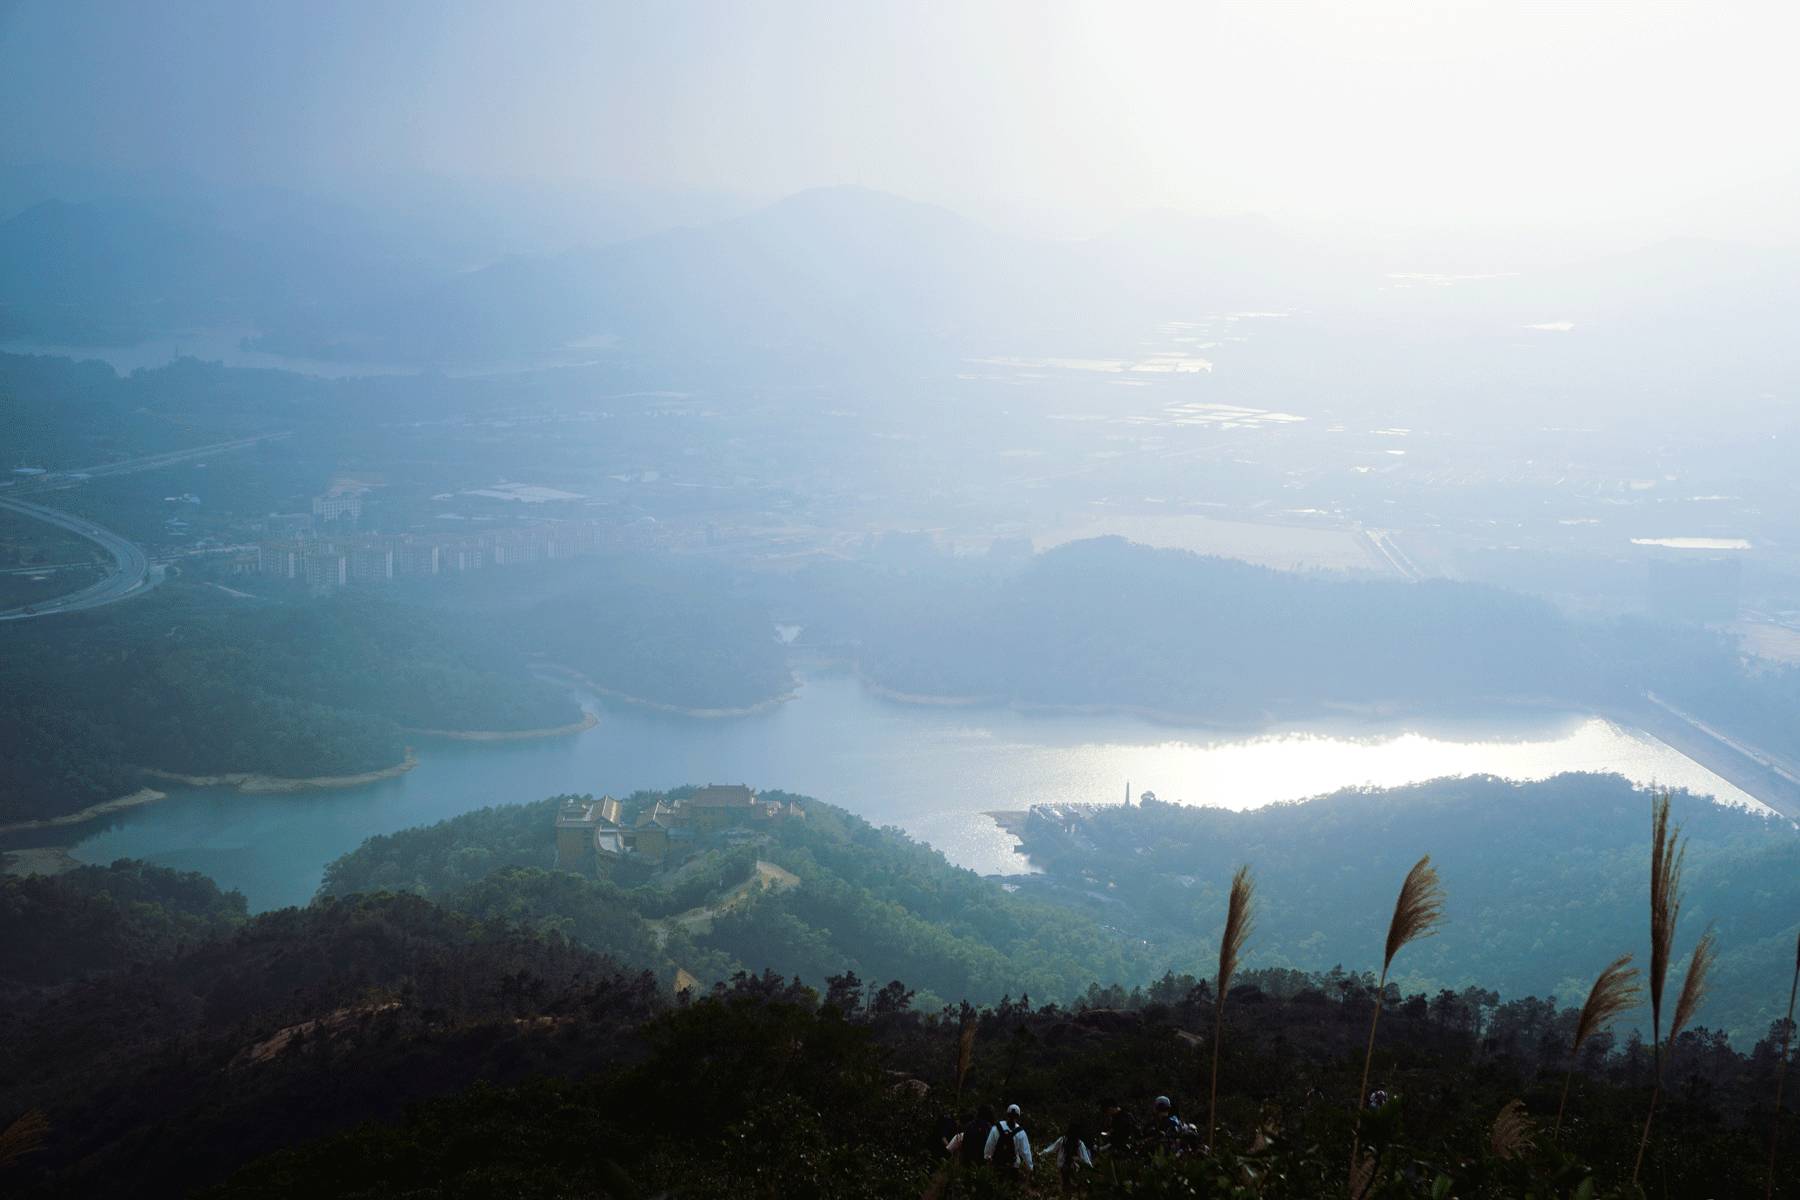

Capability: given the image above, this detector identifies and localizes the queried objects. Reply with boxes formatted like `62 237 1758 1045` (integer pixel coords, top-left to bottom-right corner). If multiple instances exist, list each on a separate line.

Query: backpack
960 1120 991 1166
1057 1142 1076 1182
991 1120 1025 1170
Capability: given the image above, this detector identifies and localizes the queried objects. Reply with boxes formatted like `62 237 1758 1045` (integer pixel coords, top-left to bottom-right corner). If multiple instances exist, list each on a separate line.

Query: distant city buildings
311 490 362 525
251 521 620 591
264 512 313 537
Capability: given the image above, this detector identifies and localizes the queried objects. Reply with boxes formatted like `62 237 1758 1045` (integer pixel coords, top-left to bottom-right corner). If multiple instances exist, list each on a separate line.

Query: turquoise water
61 673 1757 910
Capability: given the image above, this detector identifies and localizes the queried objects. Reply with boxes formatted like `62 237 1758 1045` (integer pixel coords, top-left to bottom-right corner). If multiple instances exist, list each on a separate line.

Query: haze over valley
3 4 1799 1197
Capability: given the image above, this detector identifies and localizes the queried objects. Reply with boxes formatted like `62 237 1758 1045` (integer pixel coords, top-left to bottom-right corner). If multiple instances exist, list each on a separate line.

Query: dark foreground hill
2 904 1796 1198
1 855 1795 1196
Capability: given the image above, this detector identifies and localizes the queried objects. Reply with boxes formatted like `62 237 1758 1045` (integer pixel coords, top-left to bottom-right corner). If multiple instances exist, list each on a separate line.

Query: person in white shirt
983 1103 1034 1174
1040 1119 1094 1194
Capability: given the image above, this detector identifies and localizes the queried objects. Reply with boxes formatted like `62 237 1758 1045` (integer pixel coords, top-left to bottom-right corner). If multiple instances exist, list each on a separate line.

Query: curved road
0 496 154 621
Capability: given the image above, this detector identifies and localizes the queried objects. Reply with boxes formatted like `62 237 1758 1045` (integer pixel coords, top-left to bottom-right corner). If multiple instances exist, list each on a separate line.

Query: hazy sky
4 0 1799 238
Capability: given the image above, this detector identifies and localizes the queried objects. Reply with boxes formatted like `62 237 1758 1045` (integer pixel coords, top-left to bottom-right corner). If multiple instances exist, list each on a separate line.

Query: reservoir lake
64 672 1760 910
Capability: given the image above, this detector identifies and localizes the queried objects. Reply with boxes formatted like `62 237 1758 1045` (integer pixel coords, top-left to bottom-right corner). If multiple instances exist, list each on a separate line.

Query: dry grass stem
1648 792 1686 1038
1635 791 1691 1188
1210 865 1256 1147
1218 865 1256 1003
1489 1099 1536 1161
1384 856 1446 972
1555 953 1641 1141
1576 954 1642 1051
0 1109 49 1169
1670 926 1717 1044
954 1019 977 1100
1353 854 1445 1194
1768 930 1799 1200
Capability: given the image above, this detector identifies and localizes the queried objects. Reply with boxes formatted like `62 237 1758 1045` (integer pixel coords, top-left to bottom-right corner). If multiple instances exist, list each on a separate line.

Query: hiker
1040 1119 1093 1194
936 1109 962 1158
1097 1098 1136 1156
1147 1095 1184 1154
984 1103 1034 1175
947 1103 995 1168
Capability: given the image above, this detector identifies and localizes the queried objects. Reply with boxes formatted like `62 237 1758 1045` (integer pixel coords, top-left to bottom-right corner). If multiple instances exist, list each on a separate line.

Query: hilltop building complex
554 786 802 870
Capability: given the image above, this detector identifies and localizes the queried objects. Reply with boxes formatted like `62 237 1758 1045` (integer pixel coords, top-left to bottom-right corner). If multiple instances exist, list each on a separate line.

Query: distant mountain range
6 173 1800 394
0 194 446 345
0 179 1334 366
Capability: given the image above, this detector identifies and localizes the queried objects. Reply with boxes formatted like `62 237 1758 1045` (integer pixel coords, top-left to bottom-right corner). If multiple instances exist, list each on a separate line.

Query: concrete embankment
1623 697 1800 819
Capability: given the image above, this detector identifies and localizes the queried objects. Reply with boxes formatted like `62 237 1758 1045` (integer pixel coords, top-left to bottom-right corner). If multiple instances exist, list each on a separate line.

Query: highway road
5 431 292 496
0 496 155 621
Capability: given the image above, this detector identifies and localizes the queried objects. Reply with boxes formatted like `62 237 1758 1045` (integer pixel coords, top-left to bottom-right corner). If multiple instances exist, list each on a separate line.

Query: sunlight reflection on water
62 674 1761 909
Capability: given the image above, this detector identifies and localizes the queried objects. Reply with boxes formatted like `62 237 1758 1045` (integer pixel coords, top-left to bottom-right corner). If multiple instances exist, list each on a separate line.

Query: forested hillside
321 789 1149 1009
319 777 1800 1044
783 539 1800 779
0 585 579 823
1012 775 1800 1044
529 583 794 711
0 860 246 987
849 536 1589 715
391 553 796 712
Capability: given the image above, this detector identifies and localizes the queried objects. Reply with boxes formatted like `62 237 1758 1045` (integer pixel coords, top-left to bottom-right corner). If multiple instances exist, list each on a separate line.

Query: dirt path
648 860 800 947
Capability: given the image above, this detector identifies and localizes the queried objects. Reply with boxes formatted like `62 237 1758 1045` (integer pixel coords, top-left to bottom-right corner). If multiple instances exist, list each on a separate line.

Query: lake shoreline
1 845 83 877
845 671 1639 739
45 671 1783 912
143 749 419 795
405 711 600 741
985 809 1029 837
538 664 796 719
0 787 168 837
852 671 1391 734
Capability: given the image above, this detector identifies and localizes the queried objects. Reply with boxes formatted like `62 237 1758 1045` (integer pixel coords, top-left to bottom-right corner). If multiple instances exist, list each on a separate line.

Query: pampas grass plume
1209 865 1255 1146
1554 953 1641 1140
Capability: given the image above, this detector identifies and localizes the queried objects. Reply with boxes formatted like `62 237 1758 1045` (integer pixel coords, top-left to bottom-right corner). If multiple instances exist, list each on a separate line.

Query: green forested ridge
528 572 794 710
389 553 798 714
785 538 1800 772
842 536 1587 713
0 584 578 823
319 776 1799 1044
321 790 1152 1008
1011 774 1800 1045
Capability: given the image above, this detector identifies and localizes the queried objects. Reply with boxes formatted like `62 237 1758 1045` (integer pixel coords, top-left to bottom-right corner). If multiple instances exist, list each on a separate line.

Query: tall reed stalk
1769 930 1800 1200
1633 792 1688 1187
0 1110 49 1170
954 1018 977 1106
1349 855 1444 1194
1553 954 1641 1142
1209 865 1255 1148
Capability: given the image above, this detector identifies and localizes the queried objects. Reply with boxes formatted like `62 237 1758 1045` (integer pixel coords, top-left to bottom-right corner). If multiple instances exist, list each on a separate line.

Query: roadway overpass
0 497 155 621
